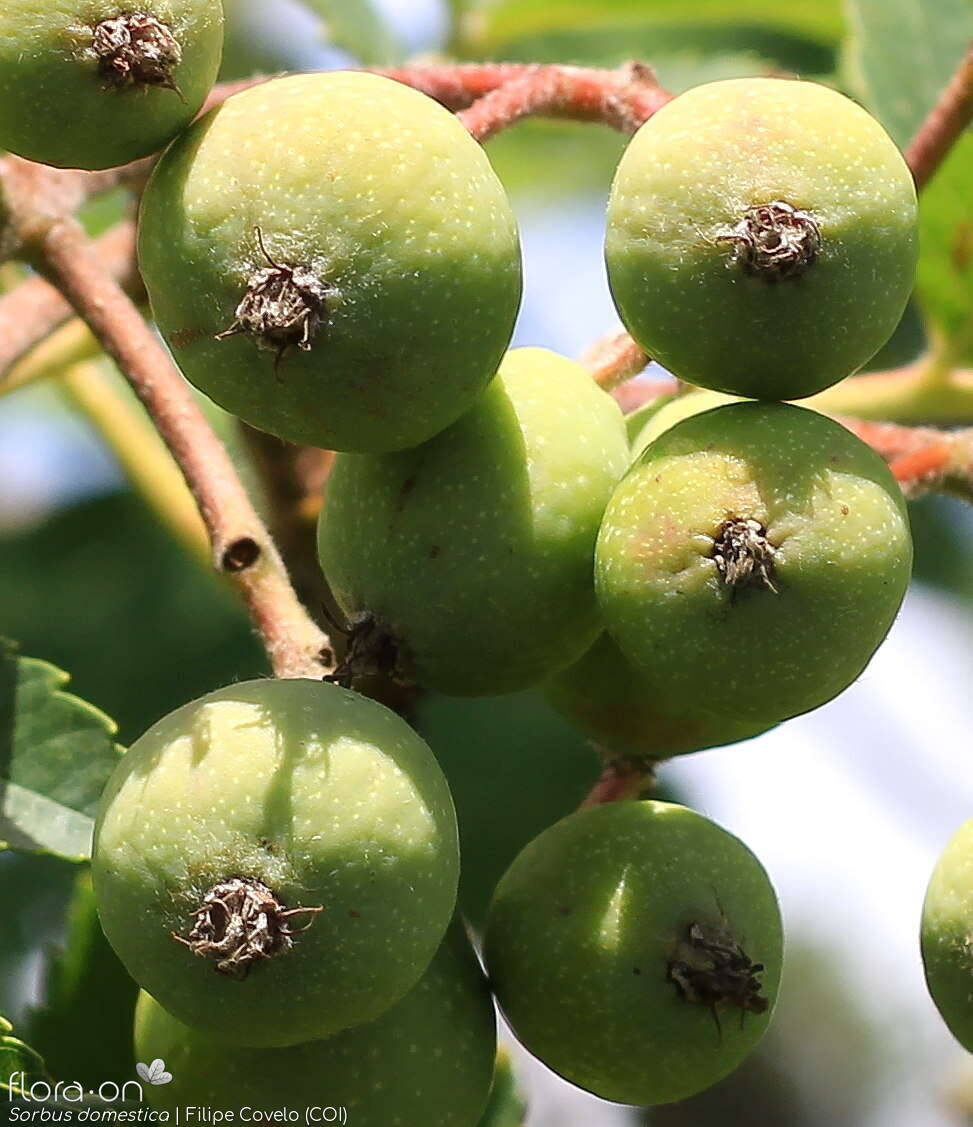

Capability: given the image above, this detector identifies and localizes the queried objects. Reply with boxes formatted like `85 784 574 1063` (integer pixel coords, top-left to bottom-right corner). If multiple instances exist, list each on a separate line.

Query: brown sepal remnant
713 518 778 594
323 612 413 692
172 877 323 979
93 13 183 93
719 200 821 282
668 920 768 1035
216 229 331 375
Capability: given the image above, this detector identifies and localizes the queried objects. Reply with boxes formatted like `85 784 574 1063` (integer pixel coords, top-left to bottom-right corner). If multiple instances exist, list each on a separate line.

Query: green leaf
0 490 265 743
0 855 79 1024
916 135 973 362
27 869 138 1090
478 23 834 76
0 1017 48 1094
0 643 123 861
462 0 845 57
302 0 401 64
844 0 973 361
910 496 973 607
843 0 973 147
486 120 627 198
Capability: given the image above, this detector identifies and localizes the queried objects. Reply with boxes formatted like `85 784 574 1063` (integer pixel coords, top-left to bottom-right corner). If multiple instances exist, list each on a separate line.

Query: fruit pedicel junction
0 1 971 1125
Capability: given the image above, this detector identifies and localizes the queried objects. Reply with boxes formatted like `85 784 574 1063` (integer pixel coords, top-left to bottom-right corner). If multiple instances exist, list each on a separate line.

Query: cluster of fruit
4 1 965 1120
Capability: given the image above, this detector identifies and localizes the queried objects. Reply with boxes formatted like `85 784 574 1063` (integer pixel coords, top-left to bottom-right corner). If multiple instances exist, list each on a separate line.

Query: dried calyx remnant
713 518 778 594
668 920 768 1033
718 200 821 282
173 877 323 979
217 228 332 371
92 12 182 91
325 612 412 691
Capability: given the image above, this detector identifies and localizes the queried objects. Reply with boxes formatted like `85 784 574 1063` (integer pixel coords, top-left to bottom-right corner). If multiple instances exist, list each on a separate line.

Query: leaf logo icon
136 1059 173 1085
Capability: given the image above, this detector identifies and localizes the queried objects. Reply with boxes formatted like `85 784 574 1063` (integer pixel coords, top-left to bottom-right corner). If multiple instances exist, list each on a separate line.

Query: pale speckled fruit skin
922 819 973 1051
135 920 496 1126
138 71 522 452
549 391 762 759
0 0 223 170
631 389 740 460
545 632 772 760
483 801 782 1106
319 347 630 695
596 402 912 730
606 78 918 399
92 679 459 1048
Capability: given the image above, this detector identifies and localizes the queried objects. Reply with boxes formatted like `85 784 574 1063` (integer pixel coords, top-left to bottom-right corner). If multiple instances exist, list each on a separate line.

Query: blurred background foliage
1 0 972 1123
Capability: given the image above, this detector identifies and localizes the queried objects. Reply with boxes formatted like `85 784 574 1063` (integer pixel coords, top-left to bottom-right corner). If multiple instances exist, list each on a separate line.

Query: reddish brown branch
206 64 671 139
906 43 973 190
583 330 651 389
456 62 671 141
837 417 973 500
580 757 654 808
27 213 330 678
612 377 677 414
373 63 533 111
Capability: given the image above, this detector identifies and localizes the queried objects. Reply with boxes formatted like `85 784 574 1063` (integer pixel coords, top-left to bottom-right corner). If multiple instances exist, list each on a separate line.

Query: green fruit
135 920 496 1126
623 393 676 446
606 78 917 399
138 71 522 452
631 389 740 460
483 801 782 1105
922 818 973 1050
596 402 912 730
0 1 223 170
545 633 771 760
413 690 600 929
319 348 629 695
92 678 459 1047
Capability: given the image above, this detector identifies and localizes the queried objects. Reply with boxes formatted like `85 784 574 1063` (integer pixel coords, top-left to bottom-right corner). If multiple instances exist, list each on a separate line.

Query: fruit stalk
579 757 654 807
583 329 651 388
906 43 973 191
27 213 331 679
